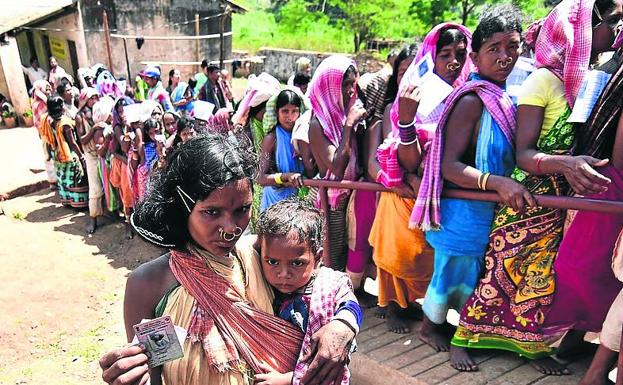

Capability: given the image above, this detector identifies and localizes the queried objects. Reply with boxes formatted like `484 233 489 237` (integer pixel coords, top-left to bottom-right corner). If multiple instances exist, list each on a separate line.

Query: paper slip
568 70 612 123
124 103 143 124
405 52 453 117
194 100 216 121
507 56 535 102
133 316 185 368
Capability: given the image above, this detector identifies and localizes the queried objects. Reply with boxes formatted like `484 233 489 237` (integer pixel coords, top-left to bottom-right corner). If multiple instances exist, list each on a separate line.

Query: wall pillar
0 37 30 123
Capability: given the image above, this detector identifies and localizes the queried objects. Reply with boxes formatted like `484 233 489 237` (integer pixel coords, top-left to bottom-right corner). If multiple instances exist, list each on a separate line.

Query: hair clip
176 185 195 213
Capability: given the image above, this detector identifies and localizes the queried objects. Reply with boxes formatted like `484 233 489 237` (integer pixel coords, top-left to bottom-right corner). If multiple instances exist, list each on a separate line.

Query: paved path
352 307 592 385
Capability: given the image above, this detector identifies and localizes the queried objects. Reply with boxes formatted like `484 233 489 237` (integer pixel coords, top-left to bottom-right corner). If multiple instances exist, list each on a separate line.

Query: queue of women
27 0 623 384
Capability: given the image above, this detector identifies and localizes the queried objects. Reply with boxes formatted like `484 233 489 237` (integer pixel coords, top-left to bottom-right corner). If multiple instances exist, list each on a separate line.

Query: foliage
233 0 555 53
22 110 33 118
2 110 16 119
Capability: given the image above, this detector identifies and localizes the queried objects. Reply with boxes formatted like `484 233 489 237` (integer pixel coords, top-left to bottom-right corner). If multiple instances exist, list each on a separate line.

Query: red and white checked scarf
292 267 357 385
169 250 303 374
535 0 595 108
308 55 359 208
378 23 473 188
411 80 516 230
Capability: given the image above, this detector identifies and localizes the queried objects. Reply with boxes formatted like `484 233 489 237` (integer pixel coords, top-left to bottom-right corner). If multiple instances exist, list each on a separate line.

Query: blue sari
171 82 195 115
260 125 304 212
423 105 515 324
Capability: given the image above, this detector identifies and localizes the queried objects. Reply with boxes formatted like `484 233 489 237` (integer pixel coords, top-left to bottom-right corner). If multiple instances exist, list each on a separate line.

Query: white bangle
399 137 418 146
397 119 416 128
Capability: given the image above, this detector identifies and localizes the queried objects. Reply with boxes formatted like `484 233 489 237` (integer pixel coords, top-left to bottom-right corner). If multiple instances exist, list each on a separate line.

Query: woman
543 29 623 363
75 87 103 233
31 79 57 188
171 82 195 116
99 133 357 385
171 117 196 148
40 95 89 209
451 0 621 374
136 118 163 201
57 78 78 119
412 4 529 358
370 24 472 334
308 56 365 271
91 98 121 216
167 68 181 95
259 89 315 212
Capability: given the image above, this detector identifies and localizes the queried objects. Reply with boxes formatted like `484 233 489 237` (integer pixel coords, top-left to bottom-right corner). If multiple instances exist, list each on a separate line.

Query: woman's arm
442 94 535 212
516 105 610 195
397 85 423 173
76 113 97 146
257 132 277 186
62 124 83 159
298 141 318 179
309 105 365 179
365 116 383 182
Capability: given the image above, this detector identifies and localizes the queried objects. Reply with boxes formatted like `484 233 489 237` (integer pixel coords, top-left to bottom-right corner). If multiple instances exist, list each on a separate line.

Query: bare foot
419 316 450 352
375 306 387 319
86 217 97 234
450 345 478 372
386 303 410 334
556 329 594 359
400 302 423 321
355 288 378 308
529 357 570 376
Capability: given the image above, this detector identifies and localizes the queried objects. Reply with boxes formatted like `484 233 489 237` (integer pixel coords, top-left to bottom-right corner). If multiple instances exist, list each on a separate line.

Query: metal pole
122 38 131 86
195 13 200 74
219 9 227 69
102 9 114 75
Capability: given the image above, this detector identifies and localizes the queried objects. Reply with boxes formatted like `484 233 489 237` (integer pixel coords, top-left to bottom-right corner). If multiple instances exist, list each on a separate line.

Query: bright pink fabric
308 55 359 208
534 0 595 108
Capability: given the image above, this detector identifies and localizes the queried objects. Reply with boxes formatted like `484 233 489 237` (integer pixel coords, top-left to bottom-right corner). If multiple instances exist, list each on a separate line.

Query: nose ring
219 226 243 242
496 57 513 69
446 62 460 71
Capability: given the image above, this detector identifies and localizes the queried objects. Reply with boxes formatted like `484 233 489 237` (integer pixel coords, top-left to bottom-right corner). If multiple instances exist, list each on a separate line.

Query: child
254 197 362 385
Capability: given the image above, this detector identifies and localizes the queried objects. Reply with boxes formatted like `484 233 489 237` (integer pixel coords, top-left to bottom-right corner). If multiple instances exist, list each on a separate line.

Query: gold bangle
274 173 283 186
477 173 484 190
481 172 491 191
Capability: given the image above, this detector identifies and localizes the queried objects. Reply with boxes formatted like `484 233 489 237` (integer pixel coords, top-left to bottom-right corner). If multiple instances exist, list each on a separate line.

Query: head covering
262 86 309 135
31 80 51 129
78 87 99 111
296 57 312 73
535 0 595 108
139 65 161 79
112 97 134 128
308 55 357 148
389 22 473 142
231 72 281 127
524 18 545 49
47 95 65 120
32 80 50 104
140 99 163 122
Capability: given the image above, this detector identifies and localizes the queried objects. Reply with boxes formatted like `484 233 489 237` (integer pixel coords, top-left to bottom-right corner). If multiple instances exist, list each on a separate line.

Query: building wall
80 0 233 84
0 37 31 119
259 47 346 83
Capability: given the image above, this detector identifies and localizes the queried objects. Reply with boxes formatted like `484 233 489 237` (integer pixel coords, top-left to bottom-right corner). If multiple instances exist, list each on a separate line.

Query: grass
12 211 24 220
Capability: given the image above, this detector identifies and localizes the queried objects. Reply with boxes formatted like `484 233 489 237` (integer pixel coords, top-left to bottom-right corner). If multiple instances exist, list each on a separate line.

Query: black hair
188 78 198 89
142 118 160 144
168 69 177 88
163 111 178 122
201 59 209 69
0 93 6 103
56 78 71 96
207 64 220 74
437 27 468 52
256 197 324 255
248 100 268 121
131 133 257 249
593 0 619 26
30 57 38 65
172 117 194 148
384 44 418 107
275 89 302 110
293 72 311 87
47 94 64 120
472 4 523 52
343 65 357 82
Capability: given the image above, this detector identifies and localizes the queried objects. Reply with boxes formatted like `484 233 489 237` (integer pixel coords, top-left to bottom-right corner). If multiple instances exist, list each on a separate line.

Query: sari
452 0 595 358
260 125 304 212
171 82 195 116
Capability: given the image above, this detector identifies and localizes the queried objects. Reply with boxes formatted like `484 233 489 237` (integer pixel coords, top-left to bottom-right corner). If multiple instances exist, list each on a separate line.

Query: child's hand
253 363 293 385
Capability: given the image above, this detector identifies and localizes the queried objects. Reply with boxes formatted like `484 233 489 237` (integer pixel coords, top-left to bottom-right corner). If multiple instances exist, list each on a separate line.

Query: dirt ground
0 190 162 385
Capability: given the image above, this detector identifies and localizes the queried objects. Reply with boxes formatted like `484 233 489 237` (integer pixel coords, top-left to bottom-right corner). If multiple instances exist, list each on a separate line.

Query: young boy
254 197 362 385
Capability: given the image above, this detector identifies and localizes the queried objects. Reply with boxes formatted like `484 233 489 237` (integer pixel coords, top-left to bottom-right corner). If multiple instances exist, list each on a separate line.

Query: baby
254 197 362 385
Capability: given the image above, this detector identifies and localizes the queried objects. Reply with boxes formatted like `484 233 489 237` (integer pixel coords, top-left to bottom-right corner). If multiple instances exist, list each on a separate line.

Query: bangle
535 154 545 174
477 173 484 190
481 172 491 191
400 137 418 146
397 118 416 128
398 125 417 144
332 317 357 337
274 173 284 186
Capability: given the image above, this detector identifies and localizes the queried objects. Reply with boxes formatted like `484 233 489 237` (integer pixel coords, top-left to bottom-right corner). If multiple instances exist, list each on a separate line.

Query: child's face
261 232 319 294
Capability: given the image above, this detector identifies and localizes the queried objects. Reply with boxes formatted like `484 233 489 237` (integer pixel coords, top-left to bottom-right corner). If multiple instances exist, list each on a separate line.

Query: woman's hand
561 155 611 195
283 173 304 187
254 363 293 385
299 320 354 385
345 105 367 131
390 182 416 199
99 344 150 385
398 85 422 125
489 175 536 213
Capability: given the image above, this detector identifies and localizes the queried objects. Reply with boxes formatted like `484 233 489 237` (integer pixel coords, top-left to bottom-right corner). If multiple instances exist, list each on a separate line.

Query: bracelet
399 137 418 146
332 317 358 337
481 172 491 190
274 173 284 186
397 118 417 128
477 173 484 190
398 125 418 144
